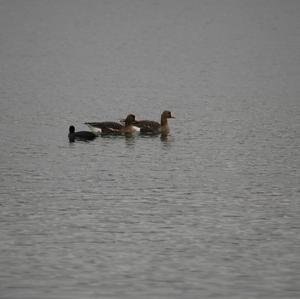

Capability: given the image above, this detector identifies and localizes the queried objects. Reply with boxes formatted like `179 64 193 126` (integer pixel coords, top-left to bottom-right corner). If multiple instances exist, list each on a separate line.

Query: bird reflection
160 134 174 147
124 134 136 147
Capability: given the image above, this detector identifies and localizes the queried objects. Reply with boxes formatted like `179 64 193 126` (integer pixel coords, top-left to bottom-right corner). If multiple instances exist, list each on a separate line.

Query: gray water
0 0 299 298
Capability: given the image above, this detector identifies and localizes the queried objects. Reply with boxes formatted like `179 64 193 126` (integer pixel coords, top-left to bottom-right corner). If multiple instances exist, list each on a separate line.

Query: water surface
0 0 299 298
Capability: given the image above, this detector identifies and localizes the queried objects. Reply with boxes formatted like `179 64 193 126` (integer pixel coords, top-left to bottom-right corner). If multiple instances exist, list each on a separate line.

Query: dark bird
68 125 97 142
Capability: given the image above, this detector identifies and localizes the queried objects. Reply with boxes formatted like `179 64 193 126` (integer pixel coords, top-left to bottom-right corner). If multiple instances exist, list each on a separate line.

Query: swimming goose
85 114 139 135
132 111 175 135
68 125 97 142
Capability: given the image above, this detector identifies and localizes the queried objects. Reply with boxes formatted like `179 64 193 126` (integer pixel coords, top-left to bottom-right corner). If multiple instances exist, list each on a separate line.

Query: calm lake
0 0 299 298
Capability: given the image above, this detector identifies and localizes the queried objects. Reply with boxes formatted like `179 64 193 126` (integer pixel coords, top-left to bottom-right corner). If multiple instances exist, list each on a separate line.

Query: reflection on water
160 134 174 146
124 134 137 147
1 0 300 298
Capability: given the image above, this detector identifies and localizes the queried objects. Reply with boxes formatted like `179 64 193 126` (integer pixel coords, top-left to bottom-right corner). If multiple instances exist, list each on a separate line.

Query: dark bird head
69 125 75 133
124 114 136 125
68 125 76 142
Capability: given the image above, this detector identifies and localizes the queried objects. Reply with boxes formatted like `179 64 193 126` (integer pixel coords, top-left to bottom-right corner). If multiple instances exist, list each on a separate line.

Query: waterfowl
85 114 139 135
133 111 175 135
68 125 97 142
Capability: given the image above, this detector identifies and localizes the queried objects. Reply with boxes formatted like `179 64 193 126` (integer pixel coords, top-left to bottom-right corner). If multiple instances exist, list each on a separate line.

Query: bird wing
135 120 160 132
85 121 123 130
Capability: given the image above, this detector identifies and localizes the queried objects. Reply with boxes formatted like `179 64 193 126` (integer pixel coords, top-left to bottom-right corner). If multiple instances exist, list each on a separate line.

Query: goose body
133 111 175 135
85 121 123 135
85 114 139 135
68 125 97 142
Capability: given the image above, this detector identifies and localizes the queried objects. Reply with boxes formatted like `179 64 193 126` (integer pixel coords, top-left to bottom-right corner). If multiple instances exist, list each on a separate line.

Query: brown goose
85 114 139 135
133 111 175 135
